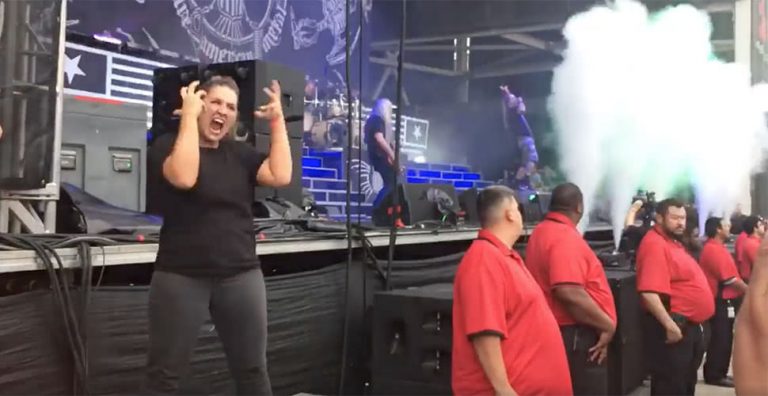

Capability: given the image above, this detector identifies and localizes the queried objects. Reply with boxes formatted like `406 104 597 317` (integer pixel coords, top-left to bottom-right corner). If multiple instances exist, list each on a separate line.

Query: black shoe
705 378 734 388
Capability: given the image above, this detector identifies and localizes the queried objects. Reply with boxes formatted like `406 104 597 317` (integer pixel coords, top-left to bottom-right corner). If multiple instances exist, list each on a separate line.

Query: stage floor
0 222 614 274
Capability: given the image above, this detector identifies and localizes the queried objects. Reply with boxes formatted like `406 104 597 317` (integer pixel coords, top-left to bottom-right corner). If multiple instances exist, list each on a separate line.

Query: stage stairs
300 147 494 221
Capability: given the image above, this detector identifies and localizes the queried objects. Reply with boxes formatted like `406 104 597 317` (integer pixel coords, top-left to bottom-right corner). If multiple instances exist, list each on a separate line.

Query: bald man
525 183 617 395
733 234 768 395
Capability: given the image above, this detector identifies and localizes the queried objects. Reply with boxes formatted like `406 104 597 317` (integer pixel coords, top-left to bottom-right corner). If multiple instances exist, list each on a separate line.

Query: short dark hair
549 182 583 213
743 215 762 235
198 75 240 97
655 198 685 216
477 185 517 227
704 217 723 238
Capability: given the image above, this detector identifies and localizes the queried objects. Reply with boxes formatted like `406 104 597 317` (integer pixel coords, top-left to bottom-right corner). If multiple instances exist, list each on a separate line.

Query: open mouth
210 117 226 134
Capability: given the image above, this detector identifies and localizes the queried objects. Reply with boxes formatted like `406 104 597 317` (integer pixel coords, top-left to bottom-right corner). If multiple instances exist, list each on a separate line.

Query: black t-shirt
147 133 267 277
364 115 387 170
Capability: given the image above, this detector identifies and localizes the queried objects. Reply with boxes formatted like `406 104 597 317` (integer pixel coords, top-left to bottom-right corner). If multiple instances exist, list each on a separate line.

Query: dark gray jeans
144 269 272 395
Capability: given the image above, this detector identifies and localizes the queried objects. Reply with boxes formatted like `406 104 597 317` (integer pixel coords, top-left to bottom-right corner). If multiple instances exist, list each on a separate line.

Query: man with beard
636 198 714 396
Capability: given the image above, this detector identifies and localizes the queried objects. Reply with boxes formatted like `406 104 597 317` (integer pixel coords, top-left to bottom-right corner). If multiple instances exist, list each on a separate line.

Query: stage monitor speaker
0 0 64 190
151 60 304 141
458 188 479 225
517 190 551 223
372 284 453 393
372 183 461 227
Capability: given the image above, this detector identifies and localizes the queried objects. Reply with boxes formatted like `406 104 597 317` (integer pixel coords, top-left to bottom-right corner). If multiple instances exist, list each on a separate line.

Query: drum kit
303 80 361 150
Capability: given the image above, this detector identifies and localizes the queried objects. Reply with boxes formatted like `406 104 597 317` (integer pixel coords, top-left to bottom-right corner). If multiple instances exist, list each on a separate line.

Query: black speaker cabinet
372 183 461 227
151 60 304 140
371 284 453 394
605 269 646 395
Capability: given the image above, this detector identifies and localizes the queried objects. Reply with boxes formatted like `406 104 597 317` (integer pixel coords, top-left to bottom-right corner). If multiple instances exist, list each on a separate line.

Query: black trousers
144 269 272 395
560 325 609 396
703 298 740 382
372 163 399 209
644 314 706 396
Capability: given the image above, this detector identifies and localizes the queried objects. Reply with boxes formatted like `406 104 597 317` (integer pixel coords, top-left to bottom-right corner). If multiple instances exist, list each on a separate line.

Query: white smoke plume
548 0 768 246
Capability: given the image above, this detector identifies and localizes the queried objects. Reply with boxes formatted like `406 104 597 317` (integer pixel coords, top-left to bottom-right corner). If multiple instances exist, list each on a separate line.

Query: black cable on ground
338 0 355 391
384 0 406 291
78 242 93 392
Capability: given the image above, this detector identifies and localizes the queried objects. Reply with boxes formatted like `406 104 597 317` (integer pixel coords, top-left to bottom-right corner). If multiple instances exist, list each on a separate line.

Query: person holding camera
636 198 714 396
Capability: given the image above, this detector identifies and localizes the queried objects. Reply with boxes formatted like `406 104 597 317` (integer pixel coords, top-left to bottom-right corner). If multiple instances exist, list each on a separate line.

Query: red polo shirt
525 212 617 326
636 226 714 324
699 239 743 300
452 230 572 396
734 232 747 265
737 235 760 281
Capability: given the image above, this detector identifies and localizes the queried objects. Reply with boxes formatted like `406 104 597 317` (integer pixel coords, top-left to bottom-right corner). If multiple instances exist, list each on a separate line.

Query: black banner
66 0 371 87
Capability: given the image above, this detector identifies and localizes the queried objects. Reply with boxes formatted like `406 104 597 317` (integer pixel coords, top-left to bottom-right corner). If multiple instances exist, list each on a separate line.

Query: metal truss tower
0 0 66 233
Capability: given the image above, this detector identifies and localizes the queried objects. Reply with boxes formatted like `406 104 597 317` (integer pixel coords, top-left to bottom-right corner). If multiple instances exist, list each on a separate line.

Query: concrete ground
629 379 735 396
629 365 735 396
296 367 737 396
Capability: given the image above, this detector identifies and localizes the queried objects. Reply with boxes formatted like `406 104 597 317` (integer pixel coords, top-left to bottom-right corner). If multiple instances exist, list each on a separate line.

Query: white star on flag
413 125 422 140
64 54 86 85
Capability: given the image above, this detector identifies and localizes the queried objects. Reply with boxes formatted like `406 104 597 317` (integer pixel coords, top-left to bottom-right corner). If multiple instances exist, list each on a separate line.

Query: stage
0 221 618 395
0 223 614 274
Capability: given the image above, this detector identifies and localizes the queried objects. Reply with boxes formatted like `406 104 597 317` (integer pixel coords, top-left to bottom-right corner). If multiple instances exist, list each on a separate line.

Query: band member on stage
525 183 617 396
452 186 572 396
733 230 768 395
636 198 714 396
699 217 747 388
736 215 765 283
145 76 291 395
500 86 539 189
364 98 403 226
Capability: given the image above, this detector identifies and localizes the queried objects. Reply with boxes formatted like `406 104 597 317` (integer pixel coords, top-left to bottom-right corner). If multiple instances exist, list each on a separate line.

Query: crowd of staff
452 182 766 396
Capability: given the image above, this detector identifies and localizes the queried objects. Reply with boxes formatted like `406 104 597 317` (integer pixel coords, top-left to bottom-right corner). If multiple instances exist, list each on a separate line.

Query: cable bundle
0 232 152 394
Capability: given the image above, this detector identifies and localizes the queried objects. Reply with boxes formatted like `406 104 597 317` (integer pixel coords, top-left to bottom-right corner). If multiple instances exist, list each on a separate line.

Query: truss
0 0 66 233
369 0 736 84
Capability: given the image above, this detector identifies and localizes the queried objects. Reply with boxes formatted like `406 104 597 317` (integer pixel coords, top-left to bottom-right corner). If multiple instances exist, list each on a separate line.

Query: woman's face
198 85 238 145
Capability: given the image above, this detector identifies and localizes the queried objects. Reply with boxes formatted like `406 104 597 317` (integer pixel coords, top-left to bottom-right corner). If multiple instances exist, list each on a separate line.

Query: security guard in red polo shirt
736 215 765 282
636 198 715 396
452 185 572 396
525 183 617 396
699 217 747 388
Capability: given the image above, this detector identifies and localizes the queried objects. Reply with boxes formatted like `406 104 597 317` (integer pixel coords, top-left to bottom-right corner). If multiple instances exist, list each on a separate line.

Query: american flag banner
63 42 172 106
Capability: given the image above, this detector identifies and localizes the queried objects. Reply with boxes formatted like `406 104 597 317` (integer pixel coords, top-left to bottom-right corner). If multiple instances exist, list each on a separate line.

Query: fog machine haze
548 0 768 244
